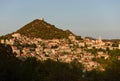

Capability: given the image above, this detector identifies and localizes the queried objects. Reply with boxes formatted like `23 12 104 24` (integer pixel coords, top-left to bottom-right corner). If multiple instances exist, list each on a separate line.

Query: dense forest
0 43 120 81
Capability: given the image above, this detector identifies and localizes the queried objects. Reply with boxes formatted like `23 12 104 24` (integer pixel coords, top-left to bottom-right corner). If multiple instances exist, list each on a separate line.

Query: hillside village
1 33 120 71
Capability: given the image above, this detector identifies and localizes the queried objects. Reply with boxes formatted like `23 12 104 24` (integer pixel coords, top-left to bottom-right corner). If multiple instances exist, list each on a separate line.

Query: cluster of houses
0 33 120 71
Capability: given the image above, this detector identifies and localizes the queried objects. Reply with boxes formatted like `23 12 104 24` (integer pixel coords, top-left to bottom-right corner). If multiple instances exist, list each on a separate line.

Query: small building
119 44 120 49
12 33 21 38
1 39 4 44
39 18 44 21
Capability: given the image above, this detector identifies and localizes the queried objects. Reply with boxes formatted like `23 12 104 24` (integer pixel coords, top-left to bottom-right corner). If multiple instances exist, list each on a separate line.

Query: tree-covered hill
16 19 74 39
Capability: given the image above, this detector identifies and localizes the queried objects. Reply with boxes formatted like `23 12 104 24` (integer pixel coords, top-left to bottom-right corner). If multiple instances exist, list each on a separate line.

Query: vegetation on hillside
16 19 74 39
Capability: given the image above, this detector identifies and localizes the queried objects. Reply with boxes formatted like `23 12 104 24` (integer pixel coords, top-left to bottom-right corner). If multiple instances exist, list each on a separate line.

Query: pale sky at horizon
0 0 120 39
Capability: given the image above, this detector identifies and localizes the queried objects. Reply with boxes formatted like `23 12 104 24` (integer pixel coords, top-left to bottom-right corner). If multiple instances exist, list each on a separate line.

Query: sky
0 0 120 39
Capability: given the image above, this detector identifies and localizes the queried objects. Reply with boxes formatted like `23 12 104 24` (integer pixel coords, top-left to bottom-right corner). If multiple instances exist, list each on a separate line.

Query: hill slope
16 19 74 39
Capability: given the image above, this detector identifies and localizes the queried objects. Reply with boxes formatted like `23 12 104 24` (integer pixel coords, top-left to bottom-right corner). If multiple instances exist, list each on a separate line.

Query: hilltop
16 18 74 39
0 18 75 40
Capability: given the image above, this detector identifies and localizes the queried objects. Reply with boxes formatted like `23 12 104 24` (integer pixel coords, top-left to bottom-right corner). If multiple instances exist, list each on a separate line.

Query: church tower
96 35 103 46
98 35 102 43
